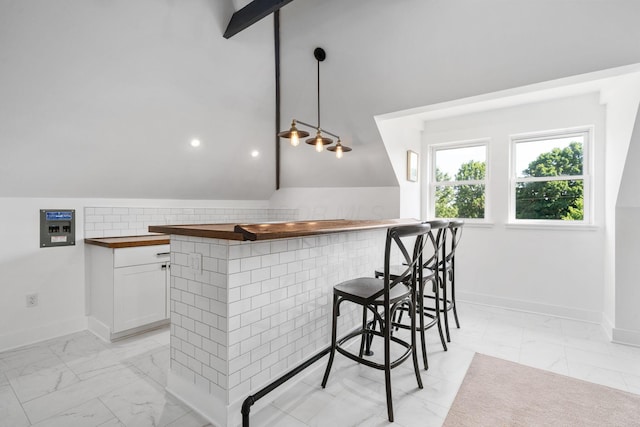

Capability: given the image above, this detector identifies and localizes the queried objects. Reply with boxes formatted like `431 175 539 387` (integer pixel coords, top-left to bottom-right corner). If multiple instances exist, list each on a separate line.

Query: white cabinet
113 263 167 332
86 243 170 341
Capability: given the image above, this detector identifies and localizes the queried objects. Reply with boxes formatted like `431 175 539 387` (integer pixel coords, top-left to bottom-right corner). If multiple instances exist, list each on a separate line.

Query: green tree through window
455 160 485 218
435 169 458 218
515 141 584 220
433 144 486 219
434 161 486 219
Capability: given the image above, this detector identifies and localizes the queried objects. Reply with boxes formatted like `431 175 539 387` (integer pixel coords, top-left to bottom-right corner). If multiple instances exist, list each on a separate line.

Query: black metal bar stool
321 223 431 422
374 220 449 370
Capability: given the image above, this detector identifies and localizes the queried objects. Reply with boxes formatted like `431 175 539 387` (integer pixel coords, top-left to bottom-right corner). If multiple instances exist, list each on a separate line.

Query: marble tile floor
2 302 640 427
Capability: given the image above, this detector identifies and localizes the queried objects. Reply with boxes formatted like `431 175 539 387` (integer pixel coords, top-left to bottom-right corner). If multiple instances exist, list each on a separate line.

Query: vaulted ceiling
2 0 640 200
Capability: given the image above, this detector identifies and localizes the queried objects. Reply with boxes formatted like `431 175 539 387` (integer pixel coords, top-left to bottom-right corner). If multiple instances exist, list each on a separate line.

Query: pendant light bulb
336 144 343 159
290 131 300 147
315 131 324 152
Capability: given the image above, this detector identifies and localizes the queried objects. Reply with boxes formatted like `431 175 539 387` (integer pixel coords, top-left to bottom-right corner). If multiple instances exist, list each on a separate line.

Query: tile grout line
97 396 122 427
7 379 33 426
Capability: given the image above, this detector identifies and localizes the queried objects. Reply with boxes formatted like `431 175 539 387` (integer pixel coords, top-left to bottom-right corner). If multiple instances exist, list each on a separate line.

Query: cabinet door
113 263 167 333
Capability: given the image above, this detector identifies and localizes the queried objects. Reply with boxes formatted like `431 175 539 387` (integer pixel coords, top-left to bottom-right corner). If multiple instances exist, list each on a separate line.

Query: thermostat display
46 211 73 221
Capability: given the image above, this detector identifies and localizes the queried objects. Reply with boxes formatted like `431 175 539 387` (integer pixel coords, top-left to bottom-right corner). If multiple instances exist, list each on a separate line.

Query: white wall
614 105 640 344
0 197 269 352
600 75 640 337
376 118 422 218
421 94 606 321
268 187 400 220
0 198 87 351
614 207 640 344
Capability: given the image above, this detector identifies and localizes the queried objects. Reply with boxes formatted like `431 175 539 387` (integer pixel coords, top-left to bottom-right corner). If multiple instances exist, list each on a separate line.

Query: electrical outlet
188 253 202 273
26 293 38 307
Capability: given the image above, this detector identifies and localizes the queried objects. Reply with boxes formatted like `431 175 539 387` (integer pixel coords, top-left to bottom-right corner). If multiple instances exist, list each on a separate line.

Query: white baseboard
457 291 602 323
166 370 228 427
88 317 170 343
0 316 88 352
612 327 640 347
459 293 640 347
602 314 614 341
87 316 111 342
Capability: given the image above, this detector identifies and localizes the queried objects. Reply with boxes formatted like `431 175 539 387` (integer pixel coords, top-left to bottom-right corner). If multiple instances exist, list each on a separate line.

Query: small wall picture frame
407 150 419 182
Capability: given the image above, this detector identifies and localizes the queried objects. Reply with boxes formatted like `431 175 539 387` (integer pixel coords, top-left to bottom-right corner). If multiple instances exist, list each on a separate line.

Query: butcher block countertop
148 219 419 241
84 234 170 248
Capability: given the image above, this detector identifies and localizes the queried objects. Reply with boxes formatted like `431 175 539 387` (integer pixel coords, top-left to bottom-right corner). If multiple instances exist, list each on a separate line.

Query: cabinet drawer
114 244 170 268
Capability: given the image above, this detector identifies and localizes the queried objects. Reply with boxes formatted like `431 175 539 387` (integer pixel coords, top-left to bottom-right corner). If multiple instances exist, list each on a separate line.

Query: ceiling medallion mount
277 47 352 158
314 47 326 62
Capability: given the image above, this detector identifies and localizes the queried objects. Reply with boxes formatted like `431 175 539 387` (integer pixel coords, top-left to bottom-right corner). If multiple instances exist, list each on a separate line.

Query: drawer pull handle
161 264 167 270
156 252 170 256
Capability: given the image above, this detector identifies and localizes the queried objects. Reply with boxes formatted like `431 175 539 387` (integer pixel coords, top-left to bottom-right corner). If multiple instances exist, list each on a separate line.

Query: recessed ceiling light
251 150 259 157
190 139 201 147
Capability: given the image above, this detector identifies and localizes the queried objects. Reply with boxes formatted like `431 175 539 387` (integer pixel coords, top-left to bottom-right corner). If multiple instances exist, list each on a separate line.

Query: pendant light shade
306 130 333 152
327 139 352 159
277 120 310 147
276 47 351 157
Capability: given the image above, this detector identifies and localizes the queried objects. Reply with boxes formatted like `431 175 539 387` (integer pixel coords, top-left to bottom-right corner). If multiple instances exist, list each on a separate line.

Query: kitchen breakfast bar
148 219 417 427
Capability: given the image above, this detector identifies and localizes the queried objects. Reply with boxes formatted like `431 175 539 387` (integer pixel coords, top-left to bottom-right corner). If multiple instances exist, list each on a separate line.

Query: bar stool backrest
376 223 432 303
421 220 449 273
445 220 464 265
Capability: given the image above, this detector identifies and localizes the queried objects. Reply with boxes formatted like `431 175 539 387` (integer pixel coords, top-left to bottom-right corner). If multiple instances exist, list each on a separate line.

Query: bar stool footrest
336 329 413 370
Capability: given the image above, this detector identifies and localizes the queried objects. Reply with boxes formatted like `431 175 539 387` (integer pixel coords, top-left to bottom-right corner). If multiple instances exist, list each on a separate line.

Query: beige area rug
443 353 640 427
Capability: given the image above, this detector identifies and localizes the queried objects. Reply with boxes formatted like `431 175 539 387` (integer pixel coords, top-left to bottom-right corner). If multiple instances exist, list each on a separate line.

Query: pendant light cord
317 57 321 129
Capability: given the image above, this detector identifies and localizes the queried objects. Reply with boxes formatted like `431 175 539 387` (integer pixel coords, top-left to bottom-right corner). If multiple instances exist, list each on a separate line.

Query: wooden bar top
148 219 418 241
84 234 170 248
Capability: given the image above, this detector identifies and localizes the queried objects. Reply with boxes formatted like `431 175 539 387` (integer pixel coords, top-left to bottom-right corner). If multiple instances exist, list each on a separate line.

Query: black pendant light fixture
277 47 352 158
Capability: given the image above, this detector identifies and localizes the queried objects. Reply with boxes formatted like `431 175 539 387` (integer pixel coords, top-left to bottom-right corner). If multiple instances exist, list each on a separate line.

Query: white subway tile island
149 220 416 427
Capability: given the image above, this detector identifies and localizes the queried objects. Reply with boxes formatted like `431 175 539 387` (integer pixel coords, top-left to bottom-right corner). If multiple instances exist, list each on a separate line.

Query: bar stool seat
335 278 411 302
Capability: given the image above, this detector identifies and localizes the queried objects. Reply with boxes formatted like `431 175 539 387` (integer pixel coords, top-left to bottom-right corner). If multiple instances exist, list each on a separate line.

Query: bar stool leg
364 306 376 356
409 297 424 388
442 270 451 343
360 306 377 358
435 279 448 352
359 306 368 358
321 294 339 388
451 265 460 329
383 304 394 422
418 281 428 370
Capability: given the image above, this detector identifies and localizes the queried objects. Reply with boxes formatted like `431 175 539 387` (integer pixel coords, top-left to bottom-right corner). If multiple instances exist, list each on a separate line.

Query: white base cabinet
86 243 170 340
113 263 168 332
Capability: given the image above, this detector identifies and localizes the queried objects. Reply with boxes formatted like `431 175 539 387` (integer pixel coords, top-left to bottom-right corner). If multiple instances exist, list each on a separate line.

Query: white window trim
428 138 490 223
508 127 593 226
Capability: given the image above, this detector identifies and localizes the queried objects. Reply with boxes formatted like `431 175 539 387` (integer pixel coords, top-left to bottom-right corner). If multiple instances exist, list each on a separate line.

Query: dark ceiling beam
224 0 295 39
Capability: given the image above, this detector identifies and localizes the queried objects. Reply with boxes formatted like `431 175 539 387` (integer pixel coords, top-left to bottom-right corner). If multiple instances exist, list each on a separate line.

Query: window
431 142 487 220
511 129 590 222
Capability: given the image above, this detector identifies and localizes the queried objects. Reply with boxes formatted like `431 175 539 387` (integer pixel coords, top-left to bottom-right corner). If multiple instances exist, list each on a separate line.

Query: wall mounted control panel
40 209 75 248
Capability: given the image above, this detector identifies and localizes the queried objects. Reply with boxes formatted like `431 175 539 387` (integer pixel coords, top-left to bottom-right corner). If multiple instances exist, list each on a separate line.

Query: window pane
515 179 583 220
435 184 485 219
515 136 583 178
435 146 486 182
